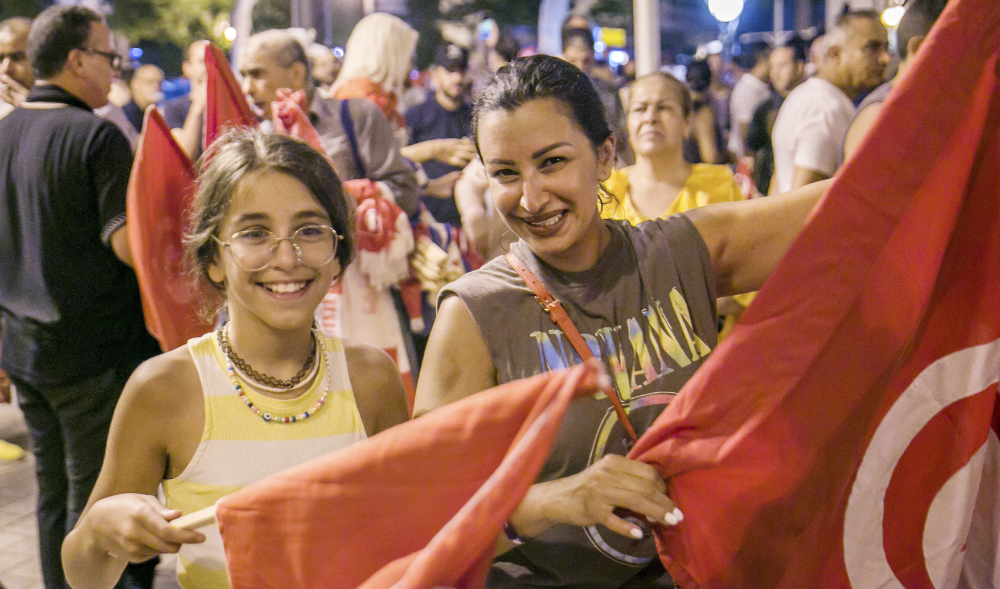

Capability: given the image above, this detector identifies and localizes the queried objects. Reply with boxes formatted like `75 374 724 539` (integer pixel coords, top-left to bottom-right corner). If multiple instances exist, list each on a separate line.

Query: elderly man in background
0 17 33 119
239 29 418 211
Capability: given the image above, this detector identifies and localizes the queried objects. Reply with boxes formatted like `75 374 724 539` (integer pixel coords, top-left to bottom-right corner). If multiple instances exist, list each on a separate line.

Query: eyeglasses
81 48 122 70
213 225 342 272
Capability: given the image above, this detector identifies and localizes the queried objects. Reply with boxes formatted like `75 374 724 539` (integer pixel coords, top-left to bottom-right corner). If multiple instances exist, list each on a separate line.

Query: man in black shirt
402 43 476 227
0 6 159 589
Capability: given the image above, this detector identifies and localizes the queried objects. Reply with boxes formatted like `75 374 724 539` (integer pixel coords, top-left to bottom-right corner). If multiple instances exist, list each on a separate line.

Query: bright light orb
708 0 744 23
608 50 630 66
882 5 905 27
594 41 607 53
224 27 237 42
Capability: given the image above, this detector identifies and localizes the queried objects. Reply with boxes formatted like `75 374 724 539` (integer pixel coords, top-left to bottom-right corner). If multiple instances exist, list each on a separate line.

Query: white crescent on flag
844 338 1000 589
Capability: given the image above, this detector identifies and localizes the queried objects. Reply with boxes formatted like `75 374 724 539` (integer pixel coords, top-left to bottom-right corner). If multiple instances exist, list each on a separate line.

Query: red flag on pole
215 361 606 589
204 44 257 151
630 0 1000 586
126 108 214 351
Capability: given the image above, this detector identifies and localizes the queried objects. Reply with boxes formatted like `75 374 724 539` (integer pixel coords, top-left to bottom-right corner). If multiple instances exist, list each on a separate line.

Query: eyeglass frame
80 47 122 70
211 225 344 272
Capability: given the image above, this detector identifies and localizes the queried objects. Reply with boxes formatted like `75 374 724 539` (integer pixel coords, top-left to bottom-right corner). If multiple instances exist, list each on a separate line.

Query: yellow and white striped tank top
162 332 367 589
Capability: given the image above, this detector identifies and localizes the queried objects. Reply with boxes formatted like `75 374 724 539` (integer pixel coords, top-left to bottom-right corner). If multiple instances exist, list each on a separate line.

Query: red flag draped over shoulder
629 0 1000 587
204 44 257 151
126 108 213 351
215 361 606 589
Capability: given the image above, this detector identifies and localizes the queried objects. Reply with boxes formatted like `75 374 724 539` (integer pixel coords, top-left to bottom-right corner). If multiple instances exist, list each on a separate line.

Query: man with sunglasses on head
0 17 33 119
0 6 160 589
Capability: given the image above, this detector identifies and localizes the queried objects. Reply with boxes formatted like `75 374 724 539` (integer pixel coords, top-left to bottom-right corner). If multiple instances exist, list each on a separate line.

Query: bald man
771 11 891 193
843 0 949 158
0 17 33 119
122 63 162 133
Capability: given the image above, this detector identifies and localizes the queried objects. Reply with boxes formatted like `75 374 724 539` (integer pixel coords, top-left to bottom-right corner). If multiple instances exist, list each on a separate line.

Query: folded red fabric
204 44 257 152
126 108 213 351
217 360 605 589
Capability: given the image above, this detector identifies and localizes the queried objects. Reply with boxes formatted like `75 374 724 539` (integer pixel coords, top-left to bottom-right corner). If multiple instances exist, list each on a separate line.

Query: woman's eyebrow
233 213 270 224
531 142 572 160
294 211 329 221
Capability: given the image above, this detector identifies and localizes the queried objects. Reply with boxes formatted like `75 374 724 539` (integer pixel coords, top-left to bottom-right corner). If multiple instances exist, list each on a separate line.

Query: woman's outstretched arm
686 178 832 297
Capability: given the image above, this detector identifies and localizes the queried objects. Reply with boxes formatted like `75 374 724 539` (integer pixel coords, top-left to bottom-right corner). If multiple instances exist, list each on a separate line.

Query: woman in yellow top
604 71 751 334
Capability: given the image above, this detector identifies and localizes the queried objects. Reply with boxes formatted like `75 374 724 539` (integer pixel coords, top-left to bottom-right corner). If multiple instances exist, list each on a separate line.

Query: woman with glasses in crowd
62 130 408 589
414 55 827 587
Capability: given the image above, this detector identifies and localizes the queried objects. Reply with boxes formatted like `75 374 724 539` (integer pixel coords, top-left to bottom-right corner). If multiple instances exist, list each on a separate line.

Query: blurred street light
708 0 744 23
882 5 905 27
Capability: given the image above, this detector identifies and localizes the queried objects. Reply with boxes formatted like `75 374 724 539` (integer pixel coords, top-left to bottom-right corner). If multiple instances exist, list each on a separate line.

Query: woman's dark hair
186 128 354 297
685 59 712 93
473 55 611 152
28 4 102 80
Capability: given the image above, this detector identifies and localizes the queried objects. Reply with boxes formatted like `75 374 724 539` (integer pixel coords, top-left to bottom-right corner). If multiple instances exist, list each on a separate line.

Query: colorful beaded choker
221 334 331 424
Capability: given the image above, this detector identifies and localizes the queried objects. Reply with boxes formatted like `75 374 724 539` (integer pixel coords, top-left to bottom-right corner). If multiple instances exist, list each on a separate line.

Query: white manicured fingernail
664 512 679 526
673 507 684 522
597 373 612 390
631 527 644 539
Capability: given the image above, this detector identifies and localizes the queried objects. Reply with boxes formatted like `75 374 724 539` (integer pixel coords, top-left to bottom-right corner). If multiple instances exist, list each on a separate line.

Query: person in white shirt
772 10 890 193
728 41 771 160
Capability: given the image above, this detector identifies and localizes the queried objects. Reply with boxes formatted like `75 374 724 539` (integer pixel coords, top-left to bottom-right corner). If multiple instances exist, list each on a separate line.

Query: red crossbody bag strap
505 252 639 445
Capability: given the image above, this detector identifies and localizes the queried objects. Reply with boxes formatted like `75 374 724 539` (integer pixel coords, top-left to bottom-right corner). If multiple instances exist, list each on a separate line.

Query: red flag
215 361 606 589
126 108 214 351
204 44 257 151
630 0 1000 587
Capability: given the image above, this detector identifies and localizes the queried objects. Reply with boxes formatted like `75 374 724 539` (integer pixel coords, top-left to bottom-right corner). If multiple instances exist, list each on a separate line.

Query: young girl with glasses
62 129 409 589
413 55 829 587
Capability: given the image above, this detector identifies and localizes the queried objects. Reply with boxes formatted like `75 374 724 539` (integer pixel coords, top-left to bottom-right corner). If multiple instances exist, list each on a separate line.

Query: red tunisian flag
126 108 214 351
630 0 1000 586
215 361 605 589
204 44 257 151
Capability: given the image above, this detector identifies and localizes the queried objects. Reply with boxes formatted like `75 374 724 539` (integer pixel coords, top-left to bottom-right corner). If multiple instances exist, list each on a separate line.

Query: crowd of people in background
0 0 951 588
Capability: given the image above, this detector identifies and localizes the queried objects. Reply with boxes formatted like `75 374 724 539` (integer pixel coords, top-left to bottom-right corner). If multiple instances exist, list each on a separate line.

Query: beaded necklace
220 330 330 424
218 322 316 389
231 352 320 394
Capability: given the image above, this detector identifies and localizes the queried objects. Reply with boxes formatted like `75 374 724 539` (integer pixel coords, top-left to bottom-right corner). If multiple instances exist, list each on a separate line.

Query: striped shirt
162 332 367 589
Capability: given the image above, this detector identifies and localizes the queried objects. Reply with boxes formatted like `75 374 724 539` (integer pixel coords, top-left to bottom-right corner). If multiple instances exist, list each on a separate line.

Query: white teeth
264 282 307 294
530 212 565 228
